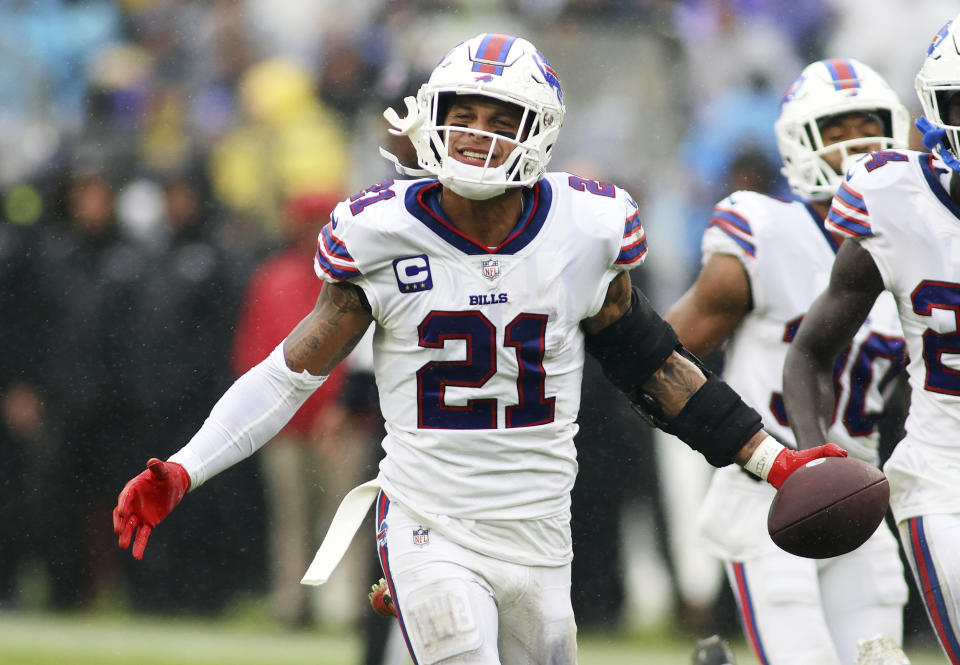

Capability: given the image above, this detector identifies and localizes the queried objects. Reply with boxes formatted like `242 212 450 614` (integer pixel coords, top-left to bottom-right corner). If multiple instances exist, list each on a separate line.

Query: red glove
766 443 847 489
113 458 190 559
368 578 397 618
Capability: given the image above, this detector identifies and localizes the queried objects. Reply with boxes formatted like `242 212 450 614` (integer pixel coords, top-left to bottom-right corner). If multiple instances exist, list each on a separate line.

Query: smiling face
441 95 525 168
818 111 885 172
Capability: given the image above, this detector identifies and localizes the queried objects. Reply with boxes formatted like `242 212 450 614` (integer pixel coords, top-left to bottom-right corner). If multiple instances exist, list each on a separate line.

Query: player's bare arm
783 240 884 448
583 269 845 483
285 282 374 376
664 253 751 359
659 253 758 463
637 350 707 418
636 344 769 465
581 270 632 335
114 283 374 560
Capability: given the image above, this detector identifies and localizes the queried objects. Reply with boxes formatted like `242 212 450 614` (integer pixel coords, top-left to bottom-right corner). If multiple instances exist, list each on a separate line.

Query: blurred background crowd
0 0 953 660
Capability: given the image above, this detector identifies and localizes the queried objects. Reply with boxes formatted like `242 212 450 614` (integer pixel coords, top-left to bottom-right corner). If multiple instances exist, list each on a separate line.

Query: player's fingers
132 523 152 560
112 505 124 534
146 457 167 480
823 443 848 457
118 514 139 550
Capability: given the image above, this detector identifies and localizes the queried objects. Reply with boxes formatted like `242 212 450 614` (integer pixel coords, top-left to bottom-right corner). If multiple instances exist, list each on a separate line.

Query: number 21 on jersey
417 311 556 430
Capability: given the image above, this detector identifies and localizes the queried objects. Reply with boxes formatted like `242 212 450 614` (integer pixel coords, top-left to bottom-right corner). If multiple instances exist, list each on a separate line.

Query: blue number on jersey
912 280 960 395
769 316 906 435
568 175 615 198
416 311 555 429
864 151 909 172
349 180 395 215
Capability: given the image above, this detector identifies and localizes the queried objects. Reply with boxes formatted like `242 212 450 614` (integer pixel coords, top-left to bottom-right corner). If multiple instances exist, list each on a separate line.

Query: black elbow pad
584 285 679 395
585 291 762 468
661 374 763 467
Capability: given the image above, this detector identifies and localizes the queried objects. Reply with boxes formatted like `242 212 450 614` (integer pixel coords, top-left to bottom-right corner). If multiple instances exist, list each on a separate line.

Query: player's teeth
463 151 487 159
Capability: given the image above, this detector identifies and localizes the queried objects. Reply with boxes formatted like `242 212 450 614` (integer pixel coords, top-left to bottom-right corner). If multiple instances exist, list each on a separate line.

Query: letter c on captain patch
393 254 433 293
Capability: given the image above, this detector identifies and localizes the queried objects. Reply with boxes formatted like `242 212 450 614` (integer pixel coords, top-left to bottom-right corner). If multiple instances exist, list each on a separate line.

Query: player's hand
766 443 847 489
113 458 190 559
368 578 397 618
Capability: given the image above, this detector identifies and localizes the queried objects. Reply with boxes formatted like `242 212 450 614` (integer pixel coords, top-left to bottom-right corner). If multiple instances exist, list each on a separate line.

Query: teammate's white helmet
380 33 565 200
775 59 909 200
916 14 960 172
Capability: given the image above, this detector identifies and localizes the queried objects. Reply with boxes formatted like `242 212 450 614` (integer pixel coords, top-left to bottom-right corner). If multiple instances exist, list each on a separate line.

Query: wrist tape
741 435 784 481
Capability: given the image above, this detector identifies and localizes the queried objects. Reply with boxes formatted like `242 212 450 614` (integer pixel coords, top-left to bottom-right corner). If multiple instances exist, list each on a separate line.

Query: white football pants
899 514 960 665
374 493 577 665
727 522 906 665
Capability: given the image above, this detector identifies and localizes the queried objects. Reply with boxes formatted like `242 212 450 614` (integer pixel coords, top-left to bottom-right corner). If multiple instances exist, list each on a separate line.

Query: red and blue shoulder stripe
315 221 361 281
827 182 872 238
616 210 647 265
708 206 756 257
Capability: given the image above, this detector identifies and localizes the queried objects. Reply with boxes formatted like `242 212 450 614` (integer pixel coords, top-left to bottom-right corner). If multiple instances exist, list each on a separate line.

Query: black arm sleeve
660 373 763 467
584 288 763 467
583 285 678 392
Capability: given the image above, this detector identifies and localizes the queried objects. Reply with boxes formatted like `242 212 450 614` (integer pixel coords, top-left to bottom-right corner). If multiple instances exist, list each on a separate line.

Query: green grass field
0 610 947 665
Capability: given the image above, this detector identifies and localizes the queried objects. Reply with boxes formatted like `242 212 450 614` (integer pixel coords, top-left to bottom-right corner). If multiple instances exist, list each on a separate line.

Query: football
767 456 890 559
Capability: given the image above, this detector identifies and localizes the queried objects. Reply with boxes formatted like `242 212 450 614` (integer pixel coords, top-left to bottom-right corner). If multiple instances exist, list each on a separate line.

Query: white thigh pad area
405 578 483 665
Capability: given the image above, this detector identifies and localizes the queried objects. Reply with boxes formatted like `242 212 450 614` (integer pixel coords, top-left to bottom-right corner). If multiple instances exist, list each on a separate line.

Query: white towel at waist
301 479 380 586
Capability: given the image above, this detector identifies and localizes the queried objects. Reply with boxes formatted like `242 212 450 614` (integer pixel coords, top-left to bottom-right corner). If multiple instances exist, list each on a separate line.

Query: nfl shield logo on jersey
481 258 500 280
412 526 430 547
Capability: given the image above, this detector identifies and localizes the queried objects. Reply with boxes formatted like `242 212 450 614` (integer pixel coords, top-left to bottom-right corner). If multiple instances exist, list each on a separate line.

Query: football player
665 58 910 665
114 33 844 665
784 14 960 665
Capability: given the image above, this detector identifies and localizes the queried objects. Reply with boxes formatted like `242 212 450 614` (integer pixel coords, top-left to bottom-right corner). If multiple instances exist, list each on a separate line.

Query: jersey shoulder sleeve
548 172 647 271
313 179 419 284
701 190 787 264
826 149 920 240
612 186 647 269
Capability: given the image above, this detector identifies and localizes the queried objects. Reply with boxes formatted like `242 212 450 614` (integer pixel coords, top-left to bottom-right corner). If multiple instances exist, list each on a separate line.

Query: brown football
767 456 890 559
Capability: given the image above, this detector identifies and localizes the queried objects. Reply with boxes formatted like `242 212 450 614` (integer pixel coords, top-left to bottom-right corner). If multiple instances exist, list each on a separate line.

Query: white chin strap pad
439 159 509 200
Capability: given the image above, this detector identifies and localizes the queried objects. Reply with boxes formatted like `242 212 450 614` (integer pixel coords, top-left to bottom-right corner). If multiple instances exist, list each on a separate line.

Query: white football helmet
380 33 565 200
916 14 960 172
775 58 909 200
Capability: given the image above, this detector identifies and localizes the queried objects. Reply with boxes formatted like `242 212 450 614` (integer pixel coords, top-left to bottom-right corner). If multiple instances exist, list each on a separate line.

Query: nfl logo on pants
412 526 430 547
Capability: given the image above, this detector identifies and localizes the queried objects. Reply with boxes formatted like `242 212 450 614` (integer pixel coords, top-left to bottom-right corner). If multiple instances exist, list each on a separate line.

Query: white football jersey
704 190 906 465
314 174 645 565
828 150 960 520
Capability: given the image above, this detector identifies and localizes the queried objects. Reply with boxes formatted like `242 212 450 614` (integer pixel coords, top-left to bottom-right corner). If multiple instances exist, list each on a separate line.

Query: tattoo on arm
285 282 373 375
732 432 768 465
582 271 632 335
639 352 707 420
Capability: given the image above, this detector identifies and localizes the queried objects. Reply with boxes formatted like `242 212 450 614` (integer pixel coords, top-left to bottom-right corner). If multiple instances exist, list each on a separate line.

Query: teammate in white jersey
113 33 846 665
784 14 960 665
666 59 911 665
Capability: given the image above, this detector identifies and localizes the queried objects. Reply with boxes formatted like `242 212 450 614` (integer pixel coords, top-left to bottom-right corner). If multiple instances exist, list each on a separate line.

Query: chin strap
916 116 960 172
378 146 431 177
